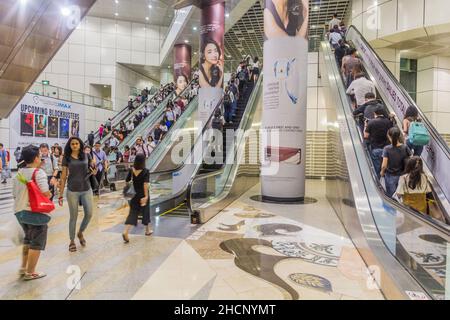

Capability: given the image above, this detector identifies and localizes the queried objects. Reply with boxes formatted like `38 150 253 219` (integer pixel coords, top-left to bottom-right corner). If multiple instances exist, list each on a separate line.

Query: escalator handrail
149 95 225 179
323 40 450 235
322 42 442 297
88 84 162 143
346 25 450 160
99 86 164 145
117 79 197 151
186 77 263 213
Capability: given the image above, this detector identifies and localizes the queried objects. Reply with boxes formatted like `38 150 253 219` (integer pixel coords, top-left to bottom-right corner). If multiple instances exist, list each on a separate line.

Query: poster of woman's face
175 75 188 95
264 0 309 40
199 38 224 89
71 120 80 137
35 115 47 137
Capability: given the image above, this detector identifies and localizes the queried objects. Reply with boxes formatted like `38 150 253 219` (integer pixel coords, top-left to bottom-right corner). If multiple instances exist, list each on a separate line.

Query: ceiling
224 0 351 70
87 0 177 26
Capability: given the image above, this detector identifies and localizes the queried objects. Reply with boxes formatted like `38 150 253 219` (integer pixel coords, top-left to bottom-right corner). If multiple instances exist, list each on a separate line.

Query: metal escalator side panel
346 26 450 208
321 41 434 300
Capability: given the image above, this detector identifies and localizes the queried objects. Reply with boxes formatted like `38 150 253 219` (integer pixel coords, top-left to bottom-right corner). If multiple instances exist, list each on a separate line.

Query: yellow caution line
159 202 186 216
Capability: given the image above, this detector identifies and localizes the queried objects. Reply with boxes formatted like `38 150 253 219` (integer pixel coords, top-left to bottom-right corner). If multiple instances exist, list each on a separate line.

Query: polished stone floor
0 180 384 300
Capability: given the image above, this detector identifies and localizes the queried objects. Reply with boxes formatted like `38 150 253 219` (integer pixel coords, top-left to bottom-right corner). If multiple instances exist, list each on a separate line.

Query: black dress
125 168 150 226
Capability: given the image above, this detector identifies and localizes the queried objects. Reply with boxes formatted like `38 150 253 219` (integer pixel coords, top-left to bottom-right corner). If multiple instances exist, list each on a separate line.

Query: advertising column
198 1 225 126
261 0 309 201
174 44 192 97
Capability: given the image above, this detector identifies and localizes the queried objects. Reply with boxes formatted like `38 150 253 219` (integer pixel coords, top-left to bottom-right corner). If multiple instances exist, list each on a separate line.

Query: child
13 145 52 280
122 154 152 243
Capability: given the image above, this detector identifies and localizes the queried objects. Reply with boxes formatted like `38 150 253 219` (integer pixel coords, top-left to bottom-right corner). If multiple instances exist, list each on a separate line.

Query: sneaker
23 272 46 281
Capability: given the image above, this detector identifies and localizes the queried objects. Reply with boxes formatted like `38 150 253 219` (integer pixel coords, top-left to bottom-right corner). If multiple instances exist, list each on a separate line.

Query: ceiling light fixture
146 17 149 21
61 7 71 16
115 0 119 4
225 13 230 18
184 40 189 43
115 12 119 16
148 4 153 9
193 26 197 31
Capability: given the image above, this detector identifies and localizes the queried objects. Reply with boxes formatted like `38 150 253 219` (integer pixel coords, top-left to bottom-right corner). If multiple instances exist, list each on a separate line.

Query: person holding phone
58 137 96 253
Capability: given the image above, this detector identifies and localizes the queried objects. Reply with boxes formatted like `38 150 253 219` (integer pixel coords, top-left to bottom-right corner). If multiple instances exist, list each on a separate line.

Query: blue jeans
231 100 238 116
406 140 424 157
371 148 384 180
67 190 94 241
385 174 400 198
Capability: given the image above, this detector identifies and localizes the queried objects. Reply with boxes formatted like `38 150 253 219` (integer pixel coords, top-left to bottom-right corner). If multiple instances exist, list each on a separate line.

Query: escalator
149 78 261 219
184 34 449 299
0 0 96 118
96 85 165 146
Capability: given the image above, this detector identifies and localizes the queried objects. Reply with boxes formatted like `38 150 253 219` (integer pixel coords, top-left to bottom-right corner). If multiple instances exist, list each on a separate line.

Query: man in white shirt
329 14 341 30
346 73 376 108
329 25 343 49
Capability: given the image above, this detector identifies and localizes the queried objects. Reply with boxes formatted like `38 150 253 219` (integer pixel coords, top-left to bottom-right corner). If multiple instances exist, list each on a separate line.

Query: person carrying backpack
403 105 429 156
223 86 234 124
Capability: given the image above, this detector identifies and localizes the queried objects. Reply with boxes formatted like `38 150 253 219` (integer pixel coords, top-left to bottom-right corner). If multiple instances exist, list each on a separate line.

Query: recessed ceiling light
115 0 119 4
184 40 189 43
145 17 149 21
148 4 153 9
193 26 197 31
194 52 197 55
61 7 71 16
114 12 119 16
225 13 230 18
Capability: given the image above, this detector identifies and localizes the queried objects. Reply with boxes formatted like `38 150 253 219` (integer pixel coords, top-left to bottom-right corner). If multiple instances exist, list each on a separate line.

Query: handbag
20 169 55 214
123 170 136 200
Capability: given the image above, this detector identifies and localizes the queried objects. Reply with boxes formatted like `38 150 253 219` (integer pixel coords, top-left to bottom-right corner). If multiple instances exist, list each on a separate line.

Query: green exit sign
42 80 50 85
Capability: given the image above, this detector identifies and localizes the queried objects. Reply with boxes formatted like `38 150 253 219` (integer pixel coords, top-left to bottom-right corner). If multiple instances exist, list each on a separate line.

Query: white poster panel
9 93 85 150
261 37 308 200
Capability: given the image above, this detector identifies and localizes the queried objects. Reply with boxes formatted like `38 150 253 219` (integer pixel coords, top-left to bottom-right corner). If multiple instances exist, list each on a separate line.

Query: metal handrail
185 77 262 213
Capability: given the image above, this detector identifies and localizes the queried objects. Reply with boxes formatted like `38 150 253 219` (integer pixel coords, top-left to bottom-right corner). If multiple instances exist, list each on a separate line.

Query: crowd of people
329 16 433 217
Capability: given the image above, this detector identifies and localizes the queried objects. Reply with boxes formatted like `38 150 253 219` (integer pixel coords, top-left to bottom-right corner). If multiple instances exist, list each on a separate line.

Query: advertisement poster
9 93 85 150
198 1 225 127
48 116 59 138
174 44 192 96
34 114 47 137
261 0 309 200
20 112 34 136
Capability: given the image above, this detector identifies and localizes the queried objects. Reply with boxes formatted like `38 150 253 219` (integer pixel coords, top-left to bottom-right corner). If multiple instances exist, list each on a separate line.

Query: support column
174 44 192 96
261 0 309 202
198 1 225 126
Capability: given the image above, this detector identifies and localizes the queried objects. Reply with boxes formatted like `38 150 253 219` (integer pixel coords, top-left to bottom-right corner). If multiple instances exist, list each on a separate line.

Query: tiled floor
0 180 384 300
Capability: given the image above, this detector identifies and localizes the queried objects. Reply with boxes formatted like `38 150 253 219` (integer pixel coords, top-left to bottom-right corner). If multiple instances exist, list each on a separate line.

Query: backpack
212 116 223 131
238 69 247 81
224 92 232 105
409 121 430 146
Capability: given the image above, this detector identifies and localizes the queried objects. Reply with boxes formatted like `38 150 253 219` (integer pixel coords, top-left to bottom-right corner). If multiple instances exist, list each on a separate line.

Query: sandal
18 268 26 277
24 272 46 281
69 243 77 252
77 232 86 247
122 234 130 243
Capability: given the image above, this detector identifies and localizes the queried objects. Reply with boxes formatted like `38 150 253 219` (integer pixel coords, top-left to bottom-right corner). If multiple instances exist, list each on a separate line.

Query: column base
250 195 318 205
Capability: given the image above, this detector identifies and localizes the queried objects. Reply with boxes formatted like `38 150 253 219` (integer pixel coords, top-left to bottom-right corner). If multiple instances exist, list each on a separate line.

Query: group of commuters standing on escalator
331 25 434 217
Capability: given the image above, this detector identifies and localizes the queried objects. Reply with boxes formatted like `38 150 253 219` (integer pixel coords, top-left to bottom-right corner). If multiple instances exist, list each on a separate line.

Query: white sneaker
23 272 47 281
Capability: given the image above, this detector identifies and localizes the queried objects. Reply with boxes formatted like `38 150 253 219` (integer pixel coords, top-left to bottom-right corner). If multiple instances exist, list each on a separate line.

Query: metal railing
28 82 113 110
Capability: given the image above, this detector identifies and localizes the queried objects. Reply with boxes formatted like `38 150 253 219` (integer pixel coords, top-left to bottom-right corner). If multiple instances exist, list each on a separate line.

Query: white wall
307 52 330 132
36 16 167 111
417 56 450 134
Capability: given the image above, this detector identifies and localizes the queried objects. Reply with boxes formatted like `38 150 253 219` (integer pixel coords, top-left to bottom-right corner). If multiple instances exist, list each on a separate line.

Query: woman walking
58 137 96 252
122 154 152 243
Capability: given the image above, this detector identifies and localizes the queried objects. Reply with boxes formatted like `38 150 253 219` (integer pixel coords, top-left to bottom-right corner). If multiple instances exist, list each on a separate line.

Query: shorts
252 67 260 76
20 224 48 251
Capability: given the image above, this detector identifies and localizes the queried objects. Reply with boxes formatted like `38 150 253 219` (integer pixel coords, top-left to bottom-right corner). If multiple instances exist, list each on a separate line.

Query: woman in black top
122 154 151 243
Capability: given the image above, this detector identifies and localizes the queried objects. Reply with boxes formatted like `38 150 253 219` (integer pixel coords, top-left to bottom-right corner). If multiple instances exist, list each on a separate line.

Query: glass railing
28 82 113 110
187 76 262 213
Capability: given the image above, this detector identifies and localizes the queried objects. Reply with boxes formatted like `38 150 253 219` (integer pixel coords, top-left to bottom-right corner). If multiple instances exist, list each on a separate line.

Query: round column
198 1 225 125
261 0 309 202
174 44 192 96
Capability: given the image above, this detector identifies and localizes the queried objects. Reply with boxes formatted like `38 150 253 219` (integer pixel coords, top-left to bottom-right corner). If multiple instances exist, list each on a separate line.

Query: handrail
117 79 196 152
322 41 442 299
325 40 450 234
186 77 262 213
149 95 225 179
346 26 450 158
